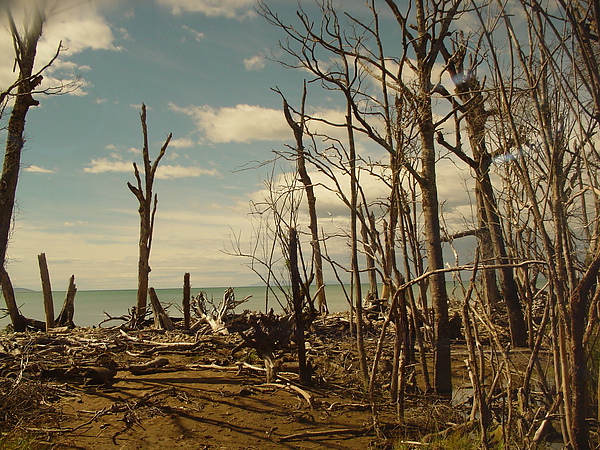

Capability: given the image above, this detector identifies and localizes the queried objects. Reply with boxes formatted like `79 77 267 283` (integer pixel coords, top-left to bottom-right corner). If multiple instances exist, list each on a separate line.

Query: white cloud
156 164 220 179
84 157 132 174
169 137 195 148
181 25 204 42
244 55 265 71
0 0 120 96
83 157 220 179
156 0 257 19
24 165 55 173
64 220 88 226
170 103 289 143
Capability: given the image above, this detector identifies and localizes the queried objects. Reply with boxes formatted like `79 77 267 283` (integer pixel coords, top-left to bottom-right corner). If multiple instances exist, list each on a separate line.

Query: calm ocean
0 284 358 328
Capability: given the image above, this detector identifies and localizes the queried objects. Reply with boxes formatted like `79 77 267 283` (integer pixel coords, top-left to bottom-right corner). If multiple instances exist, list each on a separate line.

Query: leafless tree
472 1 600 446
0 3 67 331
127 104 171 326
276 84 328 314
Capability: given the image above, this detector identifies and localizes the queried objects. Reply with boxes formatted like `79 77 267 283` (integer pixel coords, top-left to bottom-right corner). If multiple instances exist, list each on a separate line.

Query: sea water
0 284 358 328
1 281 473 329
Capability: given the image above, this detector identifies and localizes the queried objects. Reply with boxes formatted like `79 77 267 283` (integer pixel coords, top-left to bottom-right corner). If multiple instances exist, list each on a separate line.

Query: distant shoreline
14 287 36 293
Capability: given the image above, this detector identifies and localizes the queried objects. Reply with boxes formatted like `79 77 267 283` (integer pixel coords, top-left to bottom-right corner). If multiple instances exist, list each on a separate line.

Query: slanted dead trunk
56 275 76 328
279 86 328 314
149 287 175 331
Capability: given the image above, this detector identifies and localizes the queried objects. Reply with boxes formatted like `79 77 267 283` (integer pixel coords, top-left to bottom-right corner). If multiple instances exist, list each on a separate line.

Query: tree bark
279 86 327 313
0 12 44 331
290 228 310 385
127 104 171 326
420 119 452 395
183 272 191 330
443 58 528 347
149 287 175 331
56 274 76 328
361 213 379 302
38 253 54 330
0 266 24 331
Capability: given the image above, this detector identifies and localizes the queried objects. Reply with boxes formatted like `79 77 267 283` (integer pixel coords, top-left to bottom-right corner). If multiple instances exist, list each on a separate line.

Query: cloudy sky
1 0 478 291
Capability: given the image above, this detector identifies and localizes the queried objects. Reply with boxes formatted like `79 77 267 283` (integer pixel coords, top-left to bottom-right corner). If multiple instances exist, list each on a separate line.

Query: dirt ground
0 314 467 450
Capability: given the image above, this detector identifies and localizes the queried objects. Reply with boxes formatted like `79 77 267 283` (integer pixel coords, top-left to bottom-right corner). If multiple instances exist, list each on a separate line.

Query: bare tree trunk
361 213 379 301
38 253 54 330
0 266 24 331
346 99 369 384
56 275 76 328
439 43 528 347
279 86 327 313
183 272 191 330
290 228 311 385
149 287 174 331
420 122 452 395
0 11 44 331
127 104 172 326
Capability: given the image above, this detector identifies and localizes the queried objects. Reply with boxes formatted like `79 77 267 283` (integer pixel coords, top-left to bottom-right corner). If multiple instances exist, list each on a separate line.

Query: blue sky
1 0 479 291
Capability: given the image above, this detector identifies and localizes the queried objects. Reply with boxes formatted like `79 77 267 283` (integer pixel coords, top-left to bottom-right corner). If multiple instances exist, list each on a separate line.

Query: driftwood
128 357 170 375
279 425 374 442
261 382 315 409
230 311 294 382
191 287 250 335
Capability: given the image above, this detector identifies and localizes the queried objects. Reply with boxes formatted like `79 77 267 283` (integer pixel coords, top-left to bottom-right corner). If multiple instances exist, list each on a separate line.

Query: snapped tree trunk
56 275 76 328
38 253 54 330
290 228 311 385
183 272 191 330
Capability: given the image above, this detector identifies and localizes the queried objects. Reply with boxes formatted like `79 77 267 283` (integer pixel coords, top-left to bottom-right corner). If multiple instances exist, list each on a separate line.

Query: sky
0 0 481 291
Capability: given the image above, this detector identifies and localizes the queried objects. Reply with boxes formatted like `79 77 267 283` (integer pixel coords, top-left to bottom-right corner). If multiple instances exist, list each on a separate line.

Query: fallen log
261 382 315 409
279 425 374 442
128 357 170 375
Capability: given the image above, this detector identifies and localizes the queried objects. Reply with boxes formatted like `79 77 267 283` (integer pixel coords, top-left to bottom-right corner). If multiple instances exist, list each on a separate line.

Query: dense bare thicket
246 0 600 447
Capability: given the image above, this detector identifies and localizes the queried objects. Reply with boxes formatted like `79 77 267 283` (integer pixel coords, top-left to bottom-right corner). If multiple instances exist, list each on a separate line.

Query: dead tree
183 272 191 330
38 252 54 329
437 34 528 347
148 287 174 331
127 104 172 327
289 228 311 385
278 85 328 314
56 275 77 328
0 6 59 332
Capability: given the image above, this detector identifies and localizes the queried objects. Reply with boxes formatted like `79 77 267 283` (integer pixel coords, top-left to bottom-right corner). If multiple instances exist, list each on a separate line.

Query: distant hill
14 287 36 293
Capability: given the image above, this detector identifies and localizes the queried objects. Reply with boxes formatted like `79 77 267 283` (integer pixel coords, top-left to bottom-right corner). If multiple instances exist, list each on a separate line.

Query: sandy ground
2 318 416 450
51 362 384 449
